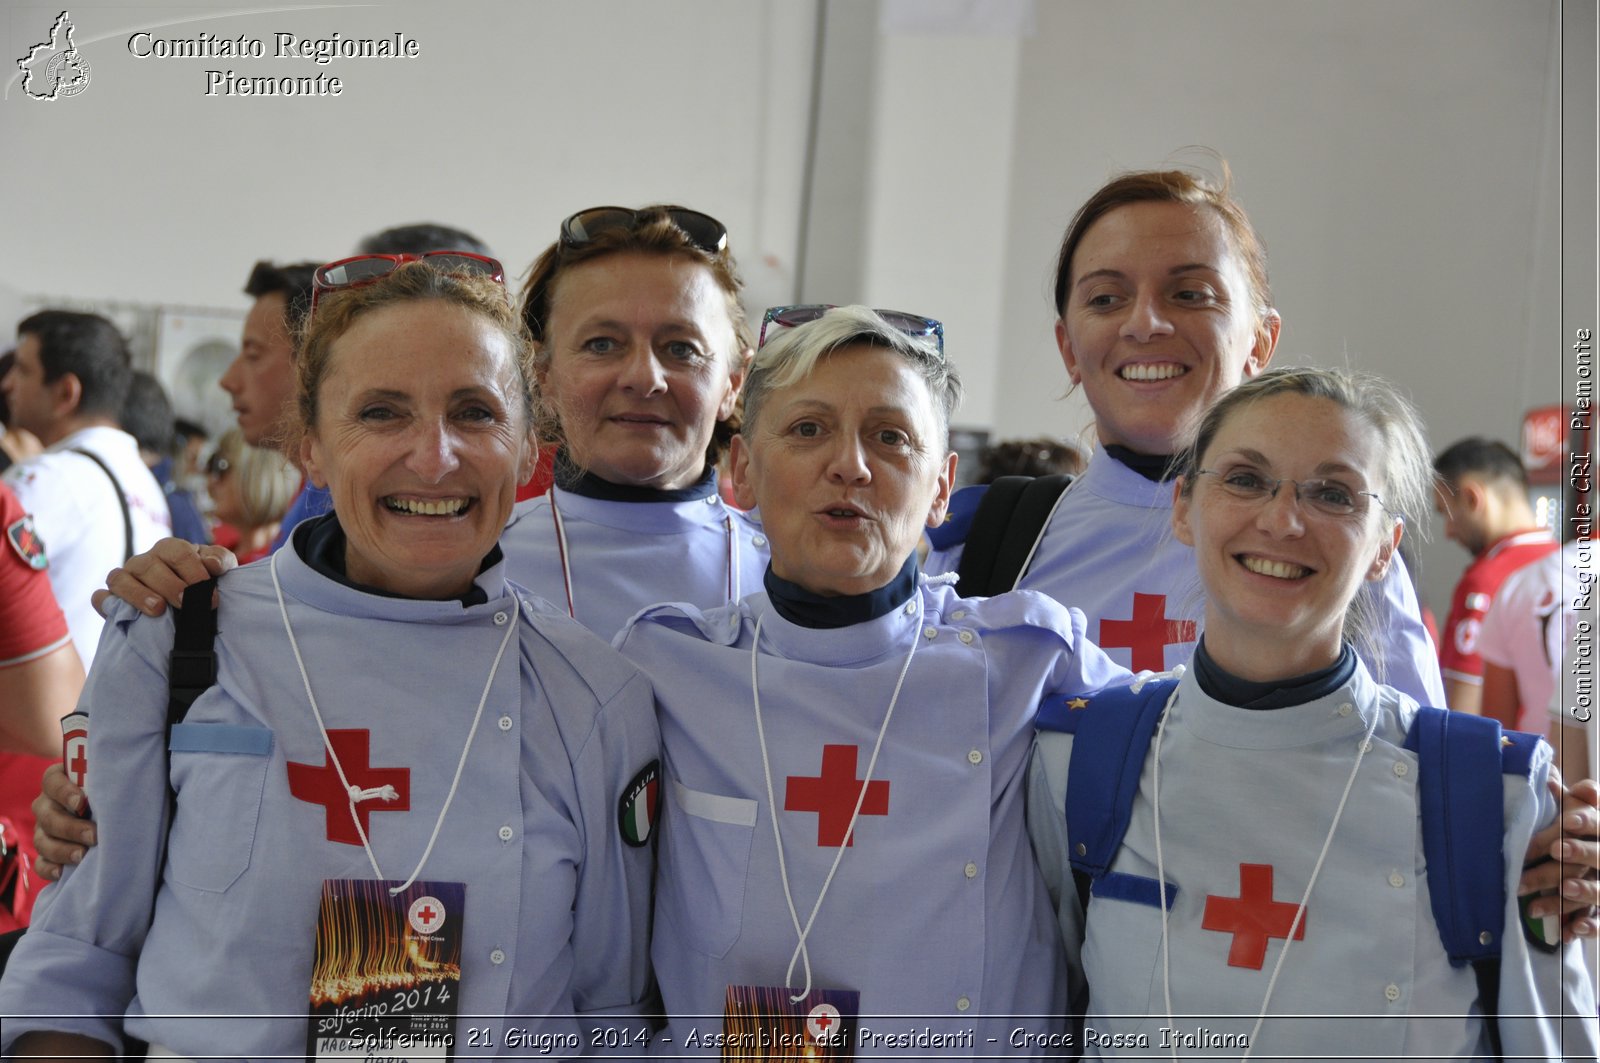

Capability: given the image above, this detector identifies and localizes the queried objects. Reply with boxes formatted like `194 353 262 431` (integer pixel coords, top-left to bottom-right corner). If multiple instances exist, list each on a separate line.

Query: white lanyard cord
271 551 518 893
550 492 738 621
751 602 921 1003
1153 683 1380 1060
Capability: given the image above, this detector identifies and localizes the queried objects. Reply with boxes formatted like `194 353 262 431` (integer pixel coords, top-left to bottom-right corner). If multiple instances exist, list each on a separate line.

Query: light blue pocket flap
169 723 274 756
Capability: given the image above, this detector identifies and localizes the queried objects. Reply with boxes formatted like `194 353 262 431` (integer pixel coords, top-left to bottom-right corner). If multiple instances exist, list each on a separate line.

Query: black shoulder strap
68 447 133 563
168 579 219 732
955 473 1073 597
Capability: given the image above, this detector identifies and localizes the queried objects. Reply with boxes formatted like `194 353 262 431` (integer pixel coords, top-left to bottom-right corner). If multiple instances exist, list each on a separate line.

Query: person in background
1030 366 1596 1057
1433 437 1560 716
2 312 170 666
0 350 44 475
205 428 301 565
358 221 492 259
121 370 209 546
0 256 657 1057
0 479 83 931
975 436 1086 482
170 416 208 487
1480 537 1597 766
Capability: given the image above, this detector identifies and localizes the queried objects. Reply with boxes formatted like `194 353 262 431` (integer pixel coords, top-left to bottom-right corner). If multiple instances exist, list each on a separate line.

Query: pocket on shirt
656 776 757 959
1082 873 1178 1012
165 723 274 893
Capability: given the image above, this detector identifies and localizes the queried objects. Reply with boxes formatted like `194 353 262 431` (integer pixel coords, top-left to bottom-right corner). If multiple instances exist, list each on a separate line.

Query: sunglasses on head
309 251 505 318
758 304 945 357
559 206 728 256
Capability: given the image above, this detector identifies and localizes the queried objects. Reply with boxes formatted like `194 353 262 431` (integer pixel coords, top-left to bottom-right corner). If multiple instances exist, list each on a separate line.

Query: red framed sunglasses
309 251 505 317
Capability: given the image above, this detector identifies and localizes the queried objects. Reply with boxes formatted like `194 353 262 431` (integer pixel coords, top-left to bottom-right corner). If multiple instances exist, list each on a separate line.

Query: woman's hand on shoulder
91 537 238 618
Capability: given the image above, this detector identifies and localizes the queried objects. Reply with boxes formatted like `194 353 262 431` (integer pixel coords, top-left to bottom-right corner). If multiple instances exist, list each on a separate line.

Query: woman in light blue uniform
616 306 1129 1056
1028 366 1598 1058
502 206 769 640
0 260 658 1058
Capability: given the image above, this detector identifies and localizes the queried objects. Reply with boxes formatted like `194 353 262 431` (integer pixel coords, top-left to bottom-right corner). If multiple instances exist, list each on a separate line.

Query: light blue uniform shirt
931 444 1446 705
504 484 769 640
0 543 659 1059
617 575 1131 1058
1028 662 1598 1059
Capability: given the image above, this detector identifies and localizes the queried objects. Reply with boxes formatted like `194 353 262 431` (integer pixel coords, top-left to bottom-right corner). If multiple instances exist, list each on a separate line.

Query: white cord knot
1131 662 1186 694
349 784 400 804
925 570 960 587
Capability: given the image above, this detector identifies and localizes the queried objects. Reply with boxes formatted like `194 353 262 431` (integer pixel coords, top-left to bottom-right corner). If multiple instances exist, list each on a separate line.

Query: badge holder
723 984 858 1062
307 879 465 1061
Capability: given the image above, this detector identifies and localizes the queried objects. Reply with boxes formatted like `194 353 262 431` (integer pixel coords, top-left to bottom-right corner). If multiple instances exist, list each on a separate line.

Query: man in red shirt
0 481 83 929
1433 437 1559 715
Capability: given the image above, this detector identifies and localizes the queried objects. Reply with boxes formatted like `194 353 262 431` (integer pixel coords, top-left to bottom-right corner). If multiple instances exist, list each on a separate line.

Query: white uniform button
923 626 938 640
704 496 718 505
1337 703 1354 717
1383 983 1401 1002
498 715 514 732
498 825 515 842
1388 871 1405 888
1393 761 1409 778
493 611 509 625
903 601 917 615
958 630 975 645
490 948 506 965
955 996 971 1012
951 610 967 621
967 749 983 765
964 861 978 879
752 535 766 546
1358 739 1373 753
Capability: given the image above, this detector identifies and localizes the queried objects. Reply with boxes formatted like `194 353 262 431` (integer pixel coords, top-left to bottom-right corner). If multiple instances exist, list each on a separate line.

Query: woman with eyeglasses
205 427 300 565
0 260 658 1058
1028 366 1597 1058
928 163 1600 934
615 305 1128 1055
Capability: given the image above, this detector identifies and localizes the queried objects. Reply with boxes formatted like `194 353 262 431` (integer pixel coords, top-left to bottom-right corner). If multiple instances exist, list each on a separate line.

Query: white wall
3 0 1589 615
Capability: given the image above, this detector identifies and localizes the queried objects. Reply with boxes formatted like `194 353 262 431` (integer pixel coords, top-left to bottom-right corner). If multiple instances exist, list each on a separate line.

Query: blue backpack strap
1403 706 1509 966
926 483 985 552
1059 678 1178 880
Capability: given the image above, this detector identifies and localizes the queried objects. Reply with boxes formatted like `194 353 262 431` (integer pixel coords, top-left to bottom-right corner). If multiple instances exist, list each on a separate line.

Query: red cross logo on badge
7 515 47 571
408 895 446 935
61 718 88 788
1099 592 1196 672
807 1003 842 1044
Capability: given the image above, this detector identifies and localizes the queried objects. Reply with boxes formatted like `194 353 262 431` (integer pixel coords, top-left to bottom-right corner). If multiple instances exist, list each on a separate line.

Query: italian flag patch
618 760 660 847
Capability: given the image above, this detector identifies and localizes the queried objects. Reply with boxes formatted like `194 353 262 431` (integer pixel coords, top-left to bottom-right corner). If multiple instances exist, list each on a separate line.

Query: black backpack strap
68 447 133 563
168 579 219 732
955 473 1073 597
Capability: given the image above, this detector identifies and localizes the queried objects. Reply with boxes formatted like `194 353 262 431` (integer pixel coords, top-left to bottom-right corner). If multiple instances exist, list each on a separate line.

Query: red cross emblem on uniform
785 744 890 846
1099 592 1197 672
1202 862 1307 969
287 729 410 846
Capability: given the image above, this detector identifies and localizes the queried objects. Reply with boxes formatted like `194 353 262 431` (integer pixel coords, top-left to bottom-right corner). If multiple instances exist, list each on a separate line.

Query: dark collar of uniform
764 553 919 630
1104 444 1178 483
1193 636 1357 710
296 512 499 607
554 448 718 503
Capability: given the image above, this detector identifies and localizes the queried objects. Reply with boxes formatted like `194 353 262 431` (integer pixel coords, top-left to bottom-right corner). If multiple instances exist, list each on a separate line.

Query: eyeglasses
758 304 945 357
206 454 231 480
559 206 728 255
309 251 505 317
1195 467 1392 521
